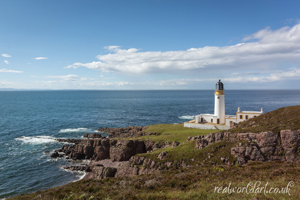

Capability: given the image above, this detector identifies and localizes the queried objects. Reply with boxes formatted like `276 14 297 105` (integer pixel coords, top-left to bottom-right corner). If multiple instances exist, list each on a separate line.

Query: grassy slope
230 105 300 133
9 107 300 199
10 161 300 200
141 123 217 143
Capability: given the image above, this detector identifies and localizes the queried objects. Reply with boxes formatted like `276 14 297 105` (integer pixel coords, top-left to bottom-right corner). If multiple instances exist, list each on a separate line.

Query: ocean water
0 90 300 198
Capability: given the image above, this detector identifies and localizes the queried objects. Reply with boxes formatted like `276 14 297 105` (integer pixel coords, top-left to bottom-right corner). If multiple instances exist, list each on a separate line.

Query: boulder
91 166 117 180
157 151 168 160
172 141 180 148
50 152 59 158
110 140 146 162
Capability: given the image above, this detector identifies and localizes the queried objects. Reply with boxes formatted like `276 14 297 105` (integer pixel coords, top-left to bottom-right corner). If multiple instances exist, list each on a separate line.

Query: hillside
8 106 300 200
230 105 300 133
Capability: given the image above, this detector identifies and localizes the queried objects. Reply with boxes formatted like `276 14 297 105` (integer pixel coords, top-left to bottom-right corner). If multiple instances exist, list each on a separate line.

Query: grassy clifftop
230 105 300 133
9 106 300 200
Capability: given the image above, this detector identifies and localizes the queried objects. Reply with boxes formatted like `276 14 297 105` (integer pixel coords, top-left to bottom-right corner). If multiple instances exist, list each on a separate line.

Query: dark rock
55 138 83 144
91 166 117 180
50 152 59 158
110 140 146 162
172 141 180 148
129 156 145 165
96 126 147 138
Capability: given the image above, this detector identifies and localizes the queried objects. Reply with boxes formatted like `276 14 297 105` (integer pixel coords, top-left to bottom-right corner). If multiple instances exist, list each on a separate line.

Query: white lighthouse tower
213 79 225 124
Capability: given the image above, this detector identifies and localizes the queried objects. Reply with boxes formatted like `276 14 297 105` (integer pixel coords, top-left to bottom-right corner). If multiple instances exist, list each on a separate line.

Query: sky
1 0 300 90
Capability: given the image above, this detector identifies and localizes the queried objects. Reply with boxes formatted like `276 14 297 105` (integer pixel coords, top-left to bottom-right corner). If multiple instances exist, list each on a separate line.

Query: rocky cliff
194 129 300 164
56 138 146 161
53 136 178 180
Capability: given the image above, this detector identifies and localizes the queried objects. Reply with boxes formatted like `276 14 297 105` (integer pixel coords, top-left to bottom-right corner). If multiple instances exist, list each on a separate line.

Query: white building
184 80 263 130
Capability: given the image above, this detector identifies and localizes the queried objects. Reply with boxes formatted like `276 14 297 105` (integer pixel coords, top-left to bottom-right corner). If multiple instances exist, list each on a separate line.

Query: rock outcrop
86 165 117 180
58 138 146 162
194 129 300 164
110 140 146 161
194 132 230 149
232 130 300 163
83 126 159 139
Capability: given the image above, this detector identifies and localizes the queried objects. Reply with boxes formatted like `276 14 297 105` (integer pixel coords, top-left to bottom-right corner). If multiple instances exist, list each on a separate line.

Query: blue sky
1 0 300 90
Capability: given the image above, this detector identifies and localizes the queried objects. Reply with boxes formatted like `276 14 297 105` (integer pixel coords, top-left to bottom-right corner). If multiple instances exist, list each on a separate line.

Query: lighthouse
213 79 225 124
184 79 263 130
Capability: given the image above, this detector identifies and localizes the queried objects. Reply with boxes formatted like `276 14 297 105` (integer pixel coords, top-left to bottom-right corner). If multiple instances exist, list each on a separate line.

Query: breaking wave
178 115 195 120
58 128 98 133
15 136 57 144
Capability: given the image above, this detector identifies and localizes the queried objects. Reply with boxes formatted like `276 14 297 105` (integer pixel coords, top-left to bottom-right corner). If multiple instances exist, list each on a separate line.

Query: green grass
230 105 300 133
137 123 217 143
9 161 300 200
137 139 239 166
9 106 300 200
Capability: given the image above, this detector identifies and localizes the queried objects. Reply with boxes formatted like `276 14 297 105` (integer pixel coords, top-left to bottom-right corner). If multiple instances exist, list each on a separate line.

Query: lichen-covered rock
157 151 168 160
172 141 180 148
195 132 226 149
110 140 146 162
91 166 117 180
231 130 300 163
129 156 145 165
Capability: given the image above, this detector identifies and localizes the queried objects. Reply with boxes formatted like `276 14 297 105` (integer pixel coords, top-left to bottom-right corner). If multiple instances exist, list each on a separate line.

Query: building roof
238 111 262 114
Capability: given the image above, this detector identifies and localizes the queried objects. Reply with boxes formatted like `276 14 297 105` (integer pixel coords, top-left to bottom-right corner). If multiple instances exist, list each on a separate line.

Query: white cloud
2 54 11 57
4 60 9 64
0 69 23 73
66 24 300 75
46 74 80 81
225 67 300 83
35 57 48 60
45 74 89 82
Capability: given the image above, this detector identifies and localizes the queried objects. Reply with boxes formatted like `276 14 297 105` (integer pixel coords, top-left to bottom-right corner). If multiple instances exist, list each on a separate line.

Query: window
245 115 249 120
254 116 257 118
217 96 220 99
217 119 220 124
211 119 213 122
230 121 233 124
239 115 243 119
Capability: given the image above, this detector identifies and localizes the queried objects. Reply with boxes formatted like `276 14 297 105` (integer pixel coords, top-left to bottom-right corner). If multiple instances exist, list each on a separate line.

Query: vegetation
230 105 300 133
137 140 239 166
9 106 300 199
10 161 300 200
141 123 217 143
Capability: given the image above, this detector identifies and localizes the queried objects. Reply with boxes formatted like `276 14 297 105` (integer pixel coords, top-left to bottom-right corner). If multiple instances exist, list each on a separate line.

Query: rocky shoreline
50 126 174 180
50 125 300 182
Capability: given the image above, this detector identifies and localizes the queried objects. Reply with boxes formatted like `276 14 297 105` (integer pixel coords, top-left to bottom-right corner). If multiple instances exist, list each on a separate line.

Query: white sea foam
75 171 86 182
60 167 86 182
178 115 195 120
58 128 98 133
15 136 57 144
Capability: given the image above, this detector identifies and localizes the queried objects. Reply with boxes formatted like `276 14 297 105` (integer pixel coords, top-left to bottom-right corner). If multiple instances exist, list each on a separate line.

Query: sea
0 90 300 199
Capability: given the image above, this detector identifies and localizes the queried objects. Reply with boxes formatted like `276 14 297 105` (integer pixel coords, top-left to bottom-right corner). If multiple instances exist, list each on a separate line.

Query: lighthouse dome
215 79 224 90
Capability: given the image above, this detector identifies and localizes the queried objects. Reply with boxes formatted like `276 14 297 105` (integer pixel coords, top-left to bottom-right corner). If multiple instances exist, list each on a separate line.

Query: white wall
225 118 237 126
236 113 261 123
214 94 225 124
195 114 213 123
